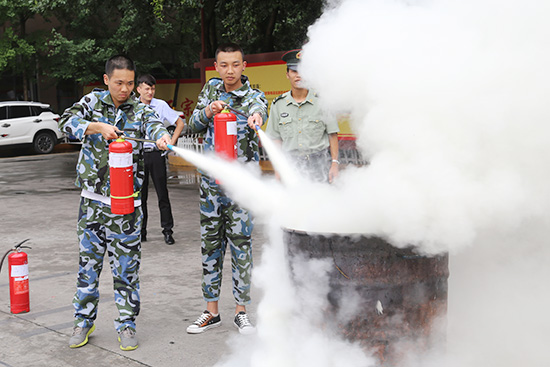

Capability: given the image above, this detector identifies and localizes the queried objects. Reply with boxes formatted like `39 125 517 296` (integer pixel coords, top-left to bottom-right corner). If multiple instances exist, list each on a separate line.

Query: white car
0 101 65 154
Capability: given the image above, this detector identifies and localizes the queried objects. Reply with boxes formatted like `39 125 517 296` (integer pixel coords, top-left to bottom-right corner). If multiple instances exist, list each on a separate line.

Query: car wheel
33 131 56 154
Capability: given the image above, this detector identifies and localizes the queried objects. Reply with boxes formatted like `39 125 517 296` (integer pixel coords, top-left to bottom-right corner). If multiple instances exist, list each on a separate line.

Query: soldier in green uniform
59 55 171 351
186 43 267 335
265 49 340 183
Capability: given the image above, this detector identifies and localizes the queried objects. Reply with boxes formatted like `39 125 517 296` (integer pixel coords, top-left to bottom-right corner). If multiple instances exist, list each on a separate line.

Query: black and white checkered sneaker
233 311 255 335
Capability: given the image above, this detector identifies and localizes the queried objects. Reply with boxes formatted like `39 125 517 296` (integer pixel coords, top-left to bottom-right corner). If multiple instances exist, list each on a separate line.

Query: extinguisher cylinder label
226 121 237 135
109 152 133 168
13 276 29 295
11 264 29 277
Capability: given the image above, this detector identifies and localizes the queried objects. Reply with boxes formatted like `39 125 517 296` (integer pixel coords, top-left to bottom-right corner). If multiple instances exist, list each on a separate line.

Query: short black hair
105 55 135 77
215 43 244 61
137 74 156 87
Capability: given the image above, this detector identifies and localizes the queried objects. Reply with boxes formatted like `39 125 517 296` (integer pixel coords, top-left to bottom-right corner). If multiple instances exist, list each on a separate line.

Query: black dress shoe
164 233 175 245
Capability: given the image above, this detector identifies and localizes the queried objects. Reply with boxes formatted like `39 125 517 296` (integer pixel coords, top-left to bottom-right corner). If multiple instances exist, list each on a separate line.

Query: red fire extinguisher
214 108 238 160
0 239 31 314
109 137 135 215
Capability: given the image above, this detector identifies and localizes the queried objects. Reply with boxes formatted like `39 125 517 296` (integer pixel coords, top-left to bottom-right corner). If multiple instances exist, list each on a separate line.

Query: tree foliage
44 0 202 82
0 0 325 99
0 28 34 71
222 0 325 53
181 0 325 57
0 0 52 99
46 30 108 85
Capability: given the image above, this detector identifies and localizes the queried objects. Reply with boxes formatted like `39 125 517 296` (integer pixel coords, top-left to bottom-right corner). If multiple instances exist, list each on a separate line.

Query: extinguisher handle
115 131 157 144
14 239 30 250
0 239 30 275
222 104 249 119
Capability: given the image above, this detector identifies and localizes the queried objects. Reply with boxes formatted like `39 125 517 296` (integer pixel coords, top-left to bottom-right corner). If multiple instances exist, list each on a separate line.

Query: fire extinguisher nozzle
167 144 175 150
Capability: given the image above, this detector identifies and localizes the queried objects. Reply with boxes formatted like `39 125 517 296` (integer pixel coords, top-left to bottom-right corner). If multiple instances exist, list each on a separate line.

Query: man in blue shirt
136 74 185 245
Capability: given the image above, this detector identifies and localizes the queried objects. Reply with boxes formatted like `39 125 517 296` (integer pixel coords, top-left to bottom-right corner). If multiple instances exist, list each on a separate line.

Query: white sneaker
186 310 221 334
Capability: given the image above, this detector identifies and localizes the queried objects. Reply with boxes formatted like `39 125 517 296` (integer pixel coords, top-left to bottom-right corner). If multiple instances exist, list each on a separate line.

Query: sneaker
69 324 96 348
233 311 255 335
118 327 138 351
186 310 221 334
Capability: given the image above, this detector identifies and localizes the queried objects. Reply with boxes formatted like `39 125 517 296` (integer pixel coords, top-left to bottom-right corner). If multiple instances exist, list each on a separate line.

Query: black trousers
142 150 174 236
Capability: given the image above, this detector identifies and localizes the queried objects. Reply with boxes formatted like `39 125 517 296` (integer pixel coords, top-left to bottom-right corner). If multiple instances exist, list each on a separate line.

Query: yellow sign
155 80 203 120
84 62 354 138
205 61 354 137
205 61 290 110
83 79 203 122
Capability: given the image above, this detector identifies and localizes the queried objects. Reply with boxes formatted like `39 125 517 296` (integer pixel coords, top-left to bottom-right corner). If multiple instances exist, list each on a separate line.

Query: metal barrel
284 229 449 366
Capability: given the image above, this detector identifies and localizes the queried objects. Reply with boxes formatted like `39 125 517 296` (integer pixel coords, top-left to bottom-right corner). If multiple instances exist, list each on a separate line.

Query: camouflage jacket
58 89 168 199
188 76 268 164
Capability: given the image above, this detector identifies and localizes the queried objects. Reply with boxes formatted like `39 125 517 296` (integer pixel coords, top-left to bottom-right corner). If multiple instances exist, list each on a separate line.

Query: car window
34 106 55 116
8 106 32 119
30 106 42 116
0 107 6 120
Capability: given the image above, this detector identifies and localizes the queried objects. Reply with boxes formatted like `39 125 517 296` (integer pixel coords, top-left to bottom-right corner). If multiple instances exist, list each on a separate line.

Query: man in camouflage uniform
58 55 171 351
186 43 267 335
266 49 340 183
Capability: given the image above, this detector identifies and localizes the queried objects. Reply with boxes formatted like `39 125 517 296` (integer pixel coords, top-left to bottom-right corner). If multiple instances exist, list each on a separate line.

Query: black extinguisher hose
115 131 157 143
0 239 31 275
222 104 249 118
222 104 262 132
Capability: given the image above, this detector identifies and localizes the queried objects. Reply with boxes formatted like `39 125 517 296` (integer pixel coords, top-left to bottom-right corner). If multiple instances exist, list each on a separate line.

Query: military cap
282 49 302 71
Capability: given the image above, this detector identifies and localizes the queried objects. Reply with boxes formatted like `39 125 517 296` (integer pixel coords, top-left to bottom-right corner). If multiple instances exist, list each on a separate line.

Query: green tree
0 0 50 100
179 0 325 57
45 0 201 89
1 0 324 104
222 0 324 53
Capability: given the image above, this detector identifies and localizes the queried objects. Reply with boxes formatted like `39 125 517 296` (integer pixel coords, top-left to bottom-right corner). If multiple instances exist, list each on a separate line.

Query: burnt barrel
284 229 449 366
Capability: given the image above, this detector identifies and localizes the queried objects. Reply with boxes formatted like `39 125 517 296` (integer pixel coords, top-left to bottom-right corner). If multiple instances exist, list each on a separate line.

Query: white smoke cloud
213 224 376 367
172 1 550 365
297 0 550 366
296 0 550 253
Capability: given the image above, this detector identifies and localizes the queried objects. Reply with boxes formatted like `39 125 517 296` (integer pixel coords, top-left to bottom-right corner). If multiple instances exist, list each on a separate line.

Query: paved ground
3 145 548 367
0 148 267 367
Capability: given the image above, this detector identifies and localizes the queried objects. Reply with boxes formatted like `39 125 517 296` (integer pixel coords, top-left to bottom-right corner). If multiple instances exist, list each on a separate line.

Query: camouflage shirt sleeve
58 91 168 198
247 89 268 123
188 82 214 134
58 93 98 140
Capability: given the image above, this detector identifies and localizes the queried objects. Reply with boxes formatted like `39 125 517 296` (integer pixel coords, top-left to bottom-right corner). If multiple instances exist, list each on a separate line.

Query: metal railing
175 134 368 166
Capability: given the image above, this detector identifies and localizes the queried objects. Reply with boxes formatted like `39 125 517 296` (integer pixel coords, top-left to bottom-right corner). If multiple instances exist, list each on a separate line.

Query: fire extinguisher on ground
109 137 135 215
0 239 32 314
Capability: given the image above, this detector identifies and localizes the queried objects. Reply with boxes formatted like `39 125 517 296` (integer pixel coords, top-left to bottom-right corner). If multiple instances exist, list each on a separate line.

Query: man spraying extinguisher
58 55 171 351
186 43 267 336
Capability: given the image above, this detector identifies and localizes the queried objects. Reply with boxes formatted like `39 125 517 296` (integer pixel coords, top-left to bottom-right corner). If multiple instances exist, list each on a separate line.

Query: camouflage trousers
199 175 253 305
73 197 142 331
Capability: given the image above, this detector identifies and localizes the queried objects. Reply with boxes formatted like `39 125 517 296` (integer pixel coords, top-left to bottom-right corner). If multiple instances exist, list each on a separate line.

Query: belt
144 146 158 153
291 150 328 161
